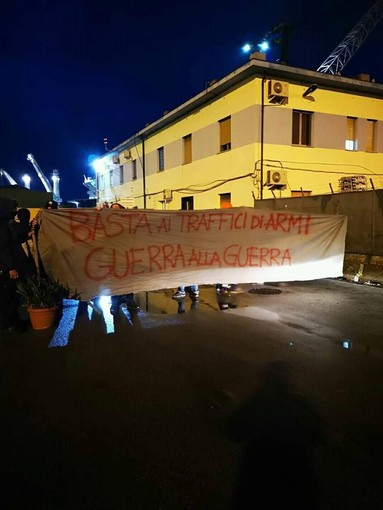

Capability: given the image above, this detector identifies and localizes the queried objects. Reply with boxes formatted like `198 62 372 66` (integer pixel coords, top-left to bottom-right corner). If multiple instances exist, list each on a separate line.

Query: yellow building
95 56 383 210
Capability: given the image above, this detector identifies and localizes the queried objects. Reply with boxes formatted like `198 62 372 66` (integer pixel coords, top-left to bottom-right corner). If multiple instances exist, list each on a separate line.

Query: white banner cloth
37 207 347 300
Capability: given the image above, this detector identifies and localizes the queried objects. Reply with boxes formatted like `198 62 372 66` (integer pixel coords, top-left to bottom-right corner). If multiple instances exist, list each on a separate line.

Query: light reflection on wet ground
134 284 255 315
48 299 80 347
44 281 383 360
49 285 262 347
4 279 383 510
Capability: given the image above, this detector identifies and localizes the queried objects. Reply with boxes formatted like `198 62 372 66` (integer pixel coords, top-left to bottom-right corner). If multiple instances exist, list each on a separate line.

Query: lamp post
22 174 31 189
91 158 105 206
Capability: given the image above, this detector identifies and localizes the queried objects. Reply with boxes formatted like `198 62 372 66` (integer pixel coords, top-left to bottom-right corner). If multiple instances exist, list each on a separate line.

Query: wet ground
0 279 382 509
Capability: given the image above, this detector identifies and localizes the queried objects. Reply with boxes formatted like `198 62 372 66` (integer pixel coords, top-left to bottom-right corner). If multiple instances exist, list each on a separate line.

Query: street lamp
258 41 270 52
91 157 106 205
242 43 253 53
244 23 290 64
302 84 318 102
22 174 31 189
242 41 269 56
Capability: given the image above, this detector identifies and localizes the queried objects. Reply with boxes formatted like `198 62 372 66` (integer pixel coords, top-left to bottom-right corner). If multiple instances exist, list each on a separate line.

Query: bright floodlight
91 158 105 174
258 41 270 52
242 43 253 53
22 174 31 189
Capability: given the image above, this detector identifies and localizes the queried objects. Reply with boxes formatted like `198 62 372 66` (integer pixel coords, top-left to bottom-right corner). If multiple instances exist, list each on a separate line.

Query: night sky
1 0 382 201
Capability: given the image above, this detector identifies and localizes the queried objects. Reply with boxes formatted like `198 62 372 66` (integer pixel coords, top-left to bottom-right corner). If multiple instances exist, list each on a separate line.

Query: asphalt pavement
0 279 382 509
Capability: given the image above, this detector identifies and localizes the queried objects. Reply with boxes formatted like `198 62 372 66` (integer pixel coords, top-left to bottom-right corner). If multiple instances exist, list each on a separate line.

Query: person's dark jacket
12 208 32 244
9 207 36 276
0 197 18 273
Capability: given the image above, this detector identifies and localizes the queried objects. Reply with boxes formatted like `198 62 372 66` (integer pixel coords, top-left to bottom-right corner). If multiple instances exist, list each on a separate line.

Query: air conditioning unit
123 149 132 159
112 155 120 164
267 80 289 104
266 170 287 187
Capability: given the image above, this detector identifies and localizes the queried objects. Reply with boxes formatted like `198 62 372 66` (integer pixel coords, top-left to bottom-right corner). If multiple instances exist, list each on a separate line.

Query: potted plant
16 274 72 330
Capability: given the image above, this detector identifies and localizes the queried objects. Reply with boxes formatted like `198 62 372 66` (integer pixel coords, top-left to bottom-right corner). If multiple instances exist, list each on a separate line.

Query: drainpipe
141 137 148 309
142 138 147 209
260 76 266 200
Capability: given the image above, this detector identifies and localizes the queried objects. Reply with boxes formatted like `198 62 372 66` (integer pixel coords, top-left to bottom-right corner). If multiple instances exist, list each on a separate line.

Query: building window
345 116 358 151
181 196 194 210
366 119 377 152
119 165 124 184
110 170 114 187
132 159 137 180
219 116 231 151
220 193 232 209
183 134 192 164
99 174 105 190
292 110 312 146
158 147 164 171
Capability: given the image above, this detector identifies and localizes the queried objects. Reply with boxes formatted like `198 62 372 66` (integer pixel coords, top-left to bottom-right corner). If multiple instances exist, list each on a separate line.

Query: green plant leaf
16 274 80 309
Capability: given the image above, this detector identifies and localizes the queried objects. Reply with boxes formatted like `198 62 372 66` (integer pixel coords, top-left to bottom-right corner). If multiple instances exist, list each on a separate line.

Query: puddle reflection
48 299 80 348
135 286 241 315
46 284 294 348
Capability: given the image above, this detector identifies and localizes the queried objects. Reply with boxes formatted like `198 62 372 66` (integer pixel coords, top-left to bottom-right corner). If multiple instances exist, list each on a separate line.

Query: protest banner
36 207 348 301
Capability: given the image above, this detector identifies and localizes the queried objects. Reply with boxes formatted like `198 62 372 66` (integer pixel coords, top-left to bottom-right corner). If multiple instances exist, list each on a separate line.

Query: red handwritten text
178 212 248 232
83 244 292 280
69 210 152 243
250 213 311 234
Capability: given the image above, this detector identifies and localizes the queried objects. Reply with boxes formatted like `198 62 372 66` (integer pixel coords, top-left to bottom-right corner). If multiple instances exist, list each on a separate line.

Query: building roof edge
113 59 383 153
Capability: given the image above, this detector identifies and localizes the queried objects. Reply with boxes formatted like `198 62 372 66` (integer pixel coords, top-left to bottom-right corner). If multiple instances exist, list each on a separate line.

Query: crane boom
317 0 383 74
0 169 17 186
27 153 53 193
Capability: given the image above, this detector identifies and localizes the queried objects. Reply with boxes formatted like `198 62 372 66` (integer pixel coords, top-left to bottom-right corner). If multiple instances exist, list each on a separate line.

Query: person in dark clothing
29 199 58 277
13 208 31 241
30 199 59 233
0 197 20 333
10 207 37 277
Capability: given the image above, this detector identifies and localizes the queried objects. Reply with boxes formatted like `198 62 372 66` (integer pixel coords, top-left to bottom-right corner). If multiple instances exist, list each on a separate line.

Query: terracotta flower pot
27 306 58 330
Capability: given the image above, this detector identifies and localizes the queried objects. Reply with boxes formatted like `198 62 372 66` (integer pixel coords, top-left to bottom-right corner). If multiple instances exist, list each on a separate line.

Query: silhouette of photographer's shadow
227 361 323 509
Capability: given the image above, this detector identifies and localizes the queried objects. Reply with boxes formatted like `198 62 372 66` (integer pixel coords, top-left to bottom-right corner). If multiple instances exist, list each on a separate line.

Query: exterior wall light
302 84 318 98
